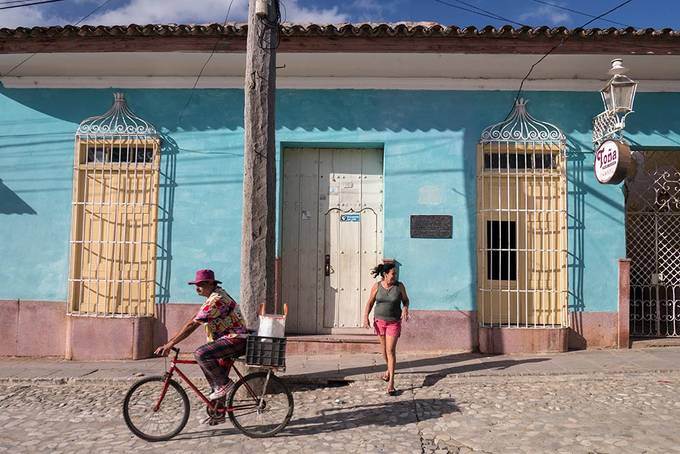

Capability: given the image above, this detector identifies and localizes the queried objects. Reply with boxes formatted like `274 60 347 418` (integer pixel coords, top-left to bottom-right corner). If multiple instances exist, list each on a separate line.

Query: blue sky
0 0 677 29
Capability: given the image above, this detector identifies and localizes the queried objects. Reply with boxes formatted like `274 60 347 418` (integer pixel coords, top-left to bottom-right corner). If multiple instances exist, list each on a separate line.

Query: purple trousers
194 337 246 388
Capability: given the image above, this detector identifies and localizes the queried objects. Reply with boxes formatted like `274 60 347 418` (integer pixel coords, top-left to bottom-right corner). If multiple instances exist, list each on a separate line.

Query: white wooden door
281 148 383 334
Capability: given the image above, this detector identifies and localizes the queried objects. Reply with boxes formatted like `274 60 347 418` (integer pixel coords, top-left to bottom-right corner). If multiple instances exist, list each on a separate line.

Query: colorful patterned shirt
194 287 248 341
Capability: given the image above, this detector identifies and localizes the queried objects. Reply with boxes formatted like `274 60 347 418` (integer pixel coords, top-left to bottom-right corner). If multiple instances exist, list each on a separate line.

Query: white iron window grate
67 93 160 317
477 99 568 328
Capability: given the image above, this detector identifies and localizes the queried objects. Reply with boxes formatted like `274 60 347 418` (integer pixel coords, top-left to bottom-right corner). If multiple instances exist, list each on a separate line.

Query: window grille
67 93 160 317
477 99 568 328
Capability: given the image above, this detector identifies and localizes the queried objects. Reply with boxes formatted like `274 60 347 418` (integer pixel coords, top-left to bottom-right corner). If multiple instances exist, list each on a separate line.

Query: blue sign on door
340 213 360 222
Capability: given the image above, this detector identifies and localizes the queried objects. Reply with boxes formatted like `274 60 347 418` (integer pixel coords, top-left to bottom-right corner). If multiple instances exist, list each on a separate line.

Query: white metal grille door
68 94 160 317
627 151 680 337
477 99 568 328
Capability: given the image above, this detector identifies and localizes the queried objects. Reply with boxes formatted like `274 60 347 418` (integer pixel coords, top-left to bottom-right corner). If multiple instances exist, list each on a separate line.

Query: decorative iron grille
592 110 624 145
68 93 161 317
627 151 680 337
477 99 568 328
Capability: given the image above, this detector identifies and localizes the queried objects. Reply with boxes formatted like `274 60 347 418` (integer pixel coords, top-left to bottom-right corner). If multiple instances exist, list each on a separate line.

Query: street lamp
592 58 638 144
600 58 638 115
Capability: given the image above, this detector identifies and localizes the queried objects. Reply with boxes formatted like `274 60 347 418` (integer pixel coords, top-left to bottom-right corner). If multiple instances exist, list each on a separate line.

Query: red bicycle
122 344 294 440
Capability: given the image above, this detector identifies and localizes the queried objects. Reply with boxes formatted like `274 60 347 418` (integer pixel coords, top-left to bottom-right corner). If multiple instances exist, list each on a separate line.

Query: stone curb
2 368 680 386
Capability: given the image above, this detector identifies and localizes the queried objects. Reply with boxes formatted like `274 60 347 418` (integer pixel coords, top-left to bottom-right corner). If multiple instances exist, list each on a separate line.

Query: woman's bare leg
385 335 399 391
377 335 389 380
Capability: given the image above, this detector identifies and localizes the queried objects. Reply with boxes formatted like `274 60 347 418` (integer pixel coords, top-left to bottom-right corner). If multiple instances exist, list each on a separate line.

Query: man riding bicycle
155 269 248 404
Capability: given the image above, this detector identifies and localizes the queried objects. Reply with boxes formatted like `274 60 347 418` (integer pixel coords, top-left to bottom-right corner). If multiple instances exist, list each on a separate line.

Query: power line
433 0 528 27
1 0 118 77
71 0 116 26
508 0 635 118
0 0 52 5
0 0 64 10
531 0 634 28
0 0 59 5
177 0 236 124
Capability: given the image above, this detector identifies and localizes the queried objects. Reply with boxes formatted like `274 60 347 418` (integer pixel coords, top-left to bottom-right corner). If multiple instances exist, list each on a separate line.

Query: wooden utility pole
240 0 278 328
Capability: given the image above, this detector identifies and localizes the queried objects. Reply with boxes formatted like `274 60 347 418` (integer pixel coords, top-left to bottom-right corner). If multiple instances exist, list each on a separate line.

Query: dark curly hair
370 262 396 279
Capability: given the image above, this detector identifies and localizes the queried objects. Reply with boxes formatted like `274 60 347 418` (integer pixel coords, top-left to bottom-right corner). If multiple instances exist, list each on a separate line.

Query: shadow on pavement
281 398 459 437
173 398 459 440
418 357 550 387
287 353 551 389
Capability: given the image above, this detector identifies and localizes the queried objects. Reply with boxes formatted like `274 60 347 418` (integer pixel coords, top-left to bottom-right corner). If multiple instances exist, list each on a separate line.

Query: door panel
281 147 383 333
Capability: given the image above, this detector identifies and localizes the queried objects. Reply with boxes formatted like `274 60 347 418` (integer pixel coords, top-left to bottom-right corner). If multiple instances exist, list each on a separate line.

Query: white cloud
282 1 348 23
519 4 571 25
88 0 249 25
0 6 62 28
349 0 399 21
0 0 349 28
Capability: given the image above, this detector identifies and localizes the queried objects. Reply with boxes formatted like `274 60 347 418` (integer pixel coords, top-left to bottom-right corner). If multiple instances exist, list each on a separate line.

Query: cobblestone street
1 370 680 453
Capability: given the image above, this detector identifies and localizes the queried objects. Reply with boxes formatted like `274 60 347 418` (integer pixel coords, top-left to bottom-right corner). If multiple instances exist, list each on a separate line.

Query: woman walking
363 262 410 395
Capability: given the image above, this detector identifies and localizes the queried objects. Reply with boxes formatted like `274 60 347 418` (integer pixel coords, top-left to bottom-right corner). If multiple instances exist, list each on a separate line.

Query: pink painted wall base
0 300 66 357
479 326 569 354
399 310 478 352
0 300 623 359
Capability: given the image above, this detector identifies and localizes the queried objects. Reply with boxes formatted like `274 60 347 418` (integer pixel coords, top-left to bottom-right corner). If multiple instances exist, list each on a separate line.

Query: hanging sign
594 140 634 184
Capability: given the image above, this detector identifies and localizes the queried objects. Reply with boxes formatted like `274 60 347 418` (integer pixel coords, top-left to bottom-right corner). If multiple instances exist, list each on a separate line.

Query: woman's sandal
379 373 390 382
386 388 398 396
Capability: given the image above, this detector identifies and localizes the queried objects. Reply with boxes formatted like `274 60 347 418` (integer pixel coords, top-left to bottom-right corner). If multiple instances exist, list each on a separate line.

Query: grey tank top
374 283 402 321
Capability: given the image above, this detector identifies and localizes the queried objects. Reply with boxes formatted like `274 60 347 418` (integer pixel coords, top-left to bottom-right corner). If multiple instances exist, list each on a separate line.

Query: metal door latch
651 273 664 284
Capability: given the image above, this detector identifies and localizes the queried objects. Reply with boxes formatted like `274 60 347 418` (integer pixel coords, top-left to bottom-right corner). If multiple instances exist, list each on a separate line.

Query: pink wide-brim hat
188 269 222 285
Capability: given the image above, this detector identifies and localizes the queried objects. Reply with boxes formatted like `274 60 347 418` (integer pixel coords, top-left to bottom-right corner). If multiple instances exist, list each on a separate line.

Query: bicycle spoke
123 376 190 441
228 372 294 437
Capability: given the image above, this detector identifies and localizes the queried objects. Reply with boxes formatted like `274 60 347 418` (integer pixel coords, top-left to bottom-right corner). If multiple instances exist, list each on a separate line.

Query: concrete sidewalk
2 346 680 384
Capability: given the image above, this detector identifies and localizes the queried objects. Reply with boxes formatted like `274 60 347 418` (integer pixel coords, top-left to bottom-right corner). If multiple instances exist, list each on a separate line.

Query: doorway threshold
286 334 380 355
631 337 680 348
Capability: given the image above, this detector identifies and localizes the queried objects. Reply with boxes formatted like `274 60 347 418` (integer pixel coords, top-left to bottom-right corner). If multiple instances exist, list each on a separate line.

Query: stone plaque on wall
410 215 452 239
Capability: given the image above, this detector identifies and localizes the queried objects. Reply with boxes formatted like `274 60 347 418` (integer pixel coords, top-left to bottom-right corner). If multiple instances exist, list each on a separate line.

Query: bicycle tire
123 375 190 442
227 371 294 438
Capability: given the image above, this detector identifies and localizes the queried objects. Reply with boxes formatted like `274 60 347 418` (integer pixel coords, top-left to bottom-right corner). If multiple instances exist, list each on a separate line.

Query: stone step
631 337 680 348
286 335 381 355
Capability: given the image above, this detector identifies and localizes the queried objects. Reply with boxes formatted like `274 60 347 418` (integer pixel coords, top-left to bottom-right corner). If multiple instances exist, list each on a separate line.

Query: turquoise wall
3 88 676 312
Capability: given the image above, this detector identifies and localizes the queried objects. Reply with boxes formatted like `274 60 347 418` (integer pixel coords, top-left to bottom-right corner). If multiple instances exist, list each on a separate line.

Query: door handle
325 254 331 276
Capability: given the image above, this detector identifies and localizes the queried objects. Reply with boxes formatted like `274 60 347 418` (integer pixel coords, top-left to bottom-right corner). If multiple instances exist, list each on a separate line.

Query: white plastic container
257 315 286 338
256 303 287 338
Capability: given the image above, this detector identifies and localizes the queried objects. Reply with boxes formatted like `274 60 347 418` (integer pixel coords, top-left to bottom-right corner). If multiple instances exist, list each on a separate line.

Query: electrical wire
1 0 118 77
176 0 236 124
507 0 635 118
530 0 633 28
433 0 528 27
0 0 55 5
0 0 64 10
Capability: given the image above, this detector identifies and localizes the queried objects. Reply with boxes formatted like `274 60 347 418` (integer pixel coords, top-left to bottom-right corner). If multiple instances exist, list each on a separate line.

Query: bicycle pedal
202 415 226 426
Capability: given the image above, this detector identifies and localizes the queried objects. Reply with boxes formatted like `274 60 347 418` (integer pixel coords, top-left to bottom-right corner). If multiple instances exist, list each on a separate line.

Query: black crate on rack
245 336 286 368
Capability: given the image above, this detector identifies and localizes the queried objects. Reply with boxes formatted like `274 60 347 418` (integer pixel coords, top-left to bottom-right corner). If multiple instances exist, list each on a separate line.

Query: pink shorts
374 319 402 338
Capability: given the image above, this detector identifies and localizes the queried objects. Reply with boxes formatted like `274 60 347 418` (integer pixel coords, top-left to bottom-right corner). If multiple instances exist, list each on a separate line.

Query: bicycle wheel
227 371 294 438
123 375 190 442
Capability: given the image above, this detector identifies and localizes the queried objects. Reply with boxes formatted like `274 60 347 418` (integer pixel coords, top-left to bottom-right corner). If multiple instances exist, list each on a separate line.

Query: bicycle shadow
281 398 459 437
171 397 459 440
